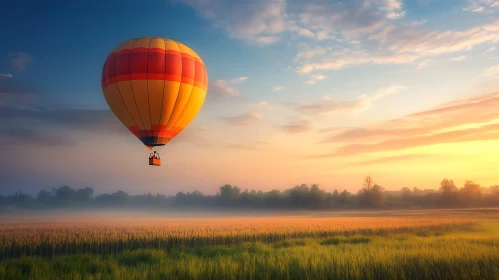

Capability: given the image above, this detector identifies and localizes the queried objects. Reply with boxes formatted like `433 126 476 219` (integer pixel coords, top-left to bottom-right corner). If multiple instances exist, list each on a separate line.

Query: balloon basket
149 158 161 166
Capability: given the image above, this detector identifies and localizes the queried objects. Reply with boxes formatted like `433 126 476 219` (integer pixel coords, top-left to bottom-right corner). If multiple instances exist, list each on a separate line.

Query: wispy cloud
272 86 285 91
450 55 466 61
0 73 13 78
484 64 499 76
172 125 212 147
321 123 499 157
416 59 431 69
317 91 499 156
205 80 247 105
226 140 260 150
179 0 498 77
219 112 262 126
230 77 248 84
0 103 128 148
485 46 496 53
287 85 407 116
356 154 433 166
0 126 75 147
179 0 287 44
295 19 499 74
10 52 33 72
279 117 314 134
296 46 326 60
463 0 499 13
305 74 326 85
179 0 407 44
0 77 36 101
249 100 273 111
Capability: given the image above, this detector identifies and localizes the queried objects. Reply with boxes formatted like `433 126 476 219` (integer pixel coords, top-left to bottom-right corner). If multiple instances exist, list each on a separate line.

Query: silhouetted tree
219 185 241 205
76 187 94 202
309 184 327 208
37 189 51 204
439 179 460 207
359 176 386 208
460 181 482 207
3 179 499 211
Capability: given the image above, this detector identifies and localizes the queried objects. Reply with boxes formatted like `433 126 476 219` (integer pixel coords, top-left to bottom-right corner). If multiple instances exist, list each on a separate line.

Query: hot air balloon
101 37 208 166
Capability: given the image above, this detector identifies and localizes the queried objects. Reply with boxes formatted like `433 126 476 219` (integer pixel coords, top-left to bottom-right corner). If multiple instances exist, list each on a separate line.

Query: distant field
1 209 498 279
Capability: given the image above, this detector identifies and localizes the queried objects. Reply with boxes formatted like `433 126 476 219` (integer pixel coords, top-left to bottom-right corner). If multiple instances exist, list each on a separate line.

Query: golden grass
0 215 475 259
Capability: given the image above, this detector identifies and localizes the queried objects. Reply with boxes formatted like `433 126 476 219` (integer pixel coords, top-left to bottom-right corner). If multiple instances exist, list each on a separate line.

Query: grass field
0 209 498 279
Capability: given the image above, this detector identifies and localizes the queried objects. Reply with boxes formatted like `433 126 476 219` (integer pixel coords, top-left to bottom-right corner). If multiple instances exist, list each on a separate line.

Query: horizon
1 0 499 196
2 177 497 197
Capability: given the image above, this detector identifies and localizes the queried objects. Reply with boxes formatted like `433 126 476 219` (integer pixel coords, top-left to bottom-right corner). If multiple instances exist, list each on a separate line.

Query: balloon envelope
101 37 208 150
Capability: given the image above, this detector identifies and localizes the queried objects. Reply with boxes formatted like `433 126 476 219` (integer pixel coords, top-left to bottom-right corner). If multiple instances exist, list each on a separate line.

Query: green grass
1 222 498 280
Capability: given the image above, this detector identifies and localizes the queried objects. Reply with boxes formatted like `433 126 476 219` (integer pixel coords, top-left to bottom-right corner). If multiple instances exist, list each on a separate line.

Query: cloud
226 140 259 150
204 79 248 106
287 85 407 116
296 46 327 60
219 112 262 126
179 0 287 44
416 59 431 69
356 154 433 166
298 28 315 38
249 100 273 111
463 0 499 13
485 46 496 53
272 86 285 91
322 123 499 157
0 104 124 133
0 78 36 101
450 55 466 61
295 0 406 41
317 91 499 157
295 18 499 74
178 0 407 44
484 64 499 76
179 0 498 76
0 73 13 78
171 125 212 147
409 20 427 26
279 117 314 133
211 80 239 97
297 51 421 74
0 126 75 147
230 77 248 84
0 103 129 148
10 52 33 72
305 74 326 85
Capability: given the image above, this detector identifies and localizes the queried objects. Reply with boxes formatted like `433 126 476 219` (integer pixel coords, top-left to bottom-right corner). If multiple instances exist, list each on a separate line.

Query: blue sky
1 0 499 195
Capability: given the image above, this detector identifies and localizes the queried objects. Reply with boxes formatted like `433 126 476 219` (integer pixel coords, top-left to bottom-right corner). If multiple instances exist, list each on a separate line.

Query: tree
266 190 283 208
439 179 460 207
112 190 129 205
490 185 499 196
75 187 94 202
55 186 76 201
401 187 412 198
219 184 241 205
359 176 385 208
289 184 310 208
460 181 482 207
309 184 327 208
37 189 51 204
363 176 373 191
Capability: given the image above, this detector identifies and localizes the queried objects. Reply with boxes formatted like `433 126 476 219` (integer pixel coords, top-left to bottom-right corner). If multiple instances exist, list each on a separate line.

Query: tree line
1 177 499 211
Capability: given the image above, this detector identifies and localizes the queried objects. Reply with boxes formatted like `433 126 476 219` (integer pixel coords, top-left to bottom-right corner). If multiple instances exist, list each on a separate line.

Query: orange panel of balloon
101 37 208 166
